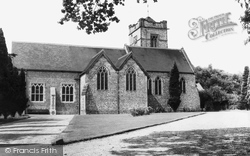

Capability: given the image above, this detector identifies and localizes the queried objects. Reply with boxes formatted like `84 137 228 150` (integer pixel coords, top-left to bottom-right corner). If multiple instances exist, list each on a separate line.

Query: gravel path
64 110 250 156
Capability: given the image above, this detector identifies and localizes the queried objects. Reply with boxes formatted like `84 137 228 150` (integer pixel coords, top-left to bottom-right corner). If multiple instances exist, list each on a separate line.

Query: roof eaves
24 69 82 73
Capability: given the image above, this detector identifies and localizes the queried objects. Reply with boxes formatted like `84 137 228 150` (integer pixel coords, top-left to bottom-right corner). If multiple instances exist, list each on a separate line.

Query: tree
16 69 28 115
59 0 157 34
199 90 213 111
0 28 12 119
240 66 249 100
195 65 242 110
0 28 28 119
239 66 249 109
168 63 181 112
236 0 250 44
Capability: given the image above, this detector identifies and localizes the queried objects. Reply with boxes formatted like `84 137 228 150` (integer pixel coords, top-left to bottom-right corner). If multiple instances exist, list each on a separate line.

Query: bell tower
128 17 169 48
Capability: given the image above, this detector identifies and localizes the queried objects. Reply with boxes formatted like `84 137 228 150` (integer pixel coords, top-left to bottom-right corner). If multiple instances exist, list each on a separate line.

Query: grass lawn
111 127 250 155
0 115 30 125
57 112 204 144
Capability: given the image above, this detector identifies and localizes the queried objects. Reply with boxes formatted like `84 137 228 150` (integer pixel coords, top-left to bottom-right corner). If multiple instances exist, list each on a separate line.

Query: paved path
64 111 250 156
0 115 74 144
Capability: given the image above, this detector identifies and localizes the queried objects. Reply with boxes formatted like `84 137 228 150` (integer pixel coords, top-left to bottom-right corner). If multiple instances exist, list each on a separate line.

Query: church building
12 17 200 115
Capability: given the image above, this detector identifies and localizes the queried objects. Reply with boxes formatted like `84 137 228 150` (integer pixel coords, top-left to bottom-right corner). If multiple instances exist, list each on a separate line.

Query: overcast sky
0 0 250 74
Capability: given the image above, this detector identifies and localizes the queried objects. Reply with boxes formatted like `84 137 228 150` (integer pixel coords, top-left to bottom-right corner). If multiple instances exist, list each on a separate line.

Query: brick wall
26 71 80 114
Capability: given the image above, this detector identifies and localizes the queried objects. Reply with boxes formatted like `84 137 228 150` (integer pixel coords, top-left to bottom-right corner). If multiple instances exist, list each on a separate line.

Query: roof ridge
127 45 181 51
91 49 104 59
117 52 131 60
12 41 124 50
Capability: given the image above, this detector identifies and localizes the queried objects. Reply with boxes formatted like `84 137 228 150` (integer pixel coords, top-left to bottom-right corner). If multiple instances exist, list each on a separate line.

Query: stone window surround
30 82 46 103
97 66 108 91
155 76 162 95
60 82 76 103
148 77 164 96
150 34 158 47
148 78 152 95
180 77 186 94
126 67 136 91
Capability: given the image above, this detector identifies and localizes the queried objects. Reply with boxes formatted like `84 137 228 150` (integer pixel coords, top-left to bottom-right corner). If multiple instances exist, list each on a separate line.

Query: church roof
12 42 126 72
81 49 118 75
127 46 194 73
12 42 194 74
115 52 149 77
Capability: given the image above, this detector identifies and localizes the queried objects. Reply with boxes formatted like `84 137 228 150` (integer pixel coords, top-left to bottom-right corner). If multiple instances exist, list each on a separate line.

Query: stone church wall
147 72 171 111
178 74 201 111
118 59 148 113
25 71 80 114
141 28 168 48
85 57 118 114
148 72 200 112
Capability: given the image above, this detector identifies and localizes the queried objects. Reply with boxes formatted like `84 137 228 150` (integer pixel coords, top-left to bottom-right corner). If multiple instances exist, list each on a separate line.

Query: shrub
130 107 152 117
229 104 238 110
238 101 247 110
168 97 181 112
155 106 166 113
183 107 200 112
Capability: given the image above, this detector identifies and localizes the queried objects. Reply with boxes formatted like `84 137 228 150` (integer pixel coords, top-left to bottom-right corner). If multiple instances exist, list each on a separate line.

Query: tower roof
144 16 156 23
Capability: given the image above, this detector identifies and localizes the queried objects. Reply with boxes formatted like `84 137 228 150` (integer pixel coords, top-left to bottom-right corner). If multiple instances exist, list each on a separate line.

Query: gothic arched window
97 66 108 90
180 78 186 93
155 77 162 95
126 67 136 91
148 78 152 95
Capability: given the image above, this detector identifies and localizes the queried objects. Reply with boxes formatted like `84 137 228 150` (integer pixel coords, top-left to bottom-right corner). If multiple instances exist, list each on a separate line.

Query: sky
0 0 250 74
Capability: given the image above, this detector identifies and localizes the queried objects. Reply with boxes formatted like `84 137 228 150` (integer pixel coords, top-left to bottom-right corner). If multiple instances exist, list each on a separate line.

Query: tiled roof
12 42 194 74
12 42 126 72
127 46 194 73
115 52 149 77
115 53 131 69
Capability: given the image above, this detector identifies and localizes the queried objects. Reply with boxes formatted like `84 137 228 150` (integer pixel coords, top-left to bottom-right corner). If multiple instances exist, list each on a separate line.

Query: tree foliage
59 0 157 34
236 0 250 44
0 28 28 119
168 63 181 112
240 66 249 101
195 65 241 110
238 66 250 109
199 90 213 111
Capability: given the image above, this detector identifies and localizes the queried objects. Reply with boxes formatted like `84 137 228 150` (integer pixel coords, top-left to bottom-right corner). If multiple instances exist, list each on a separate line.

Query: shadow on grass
0 134 57 142
0 118 62 126
111 128 250 155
